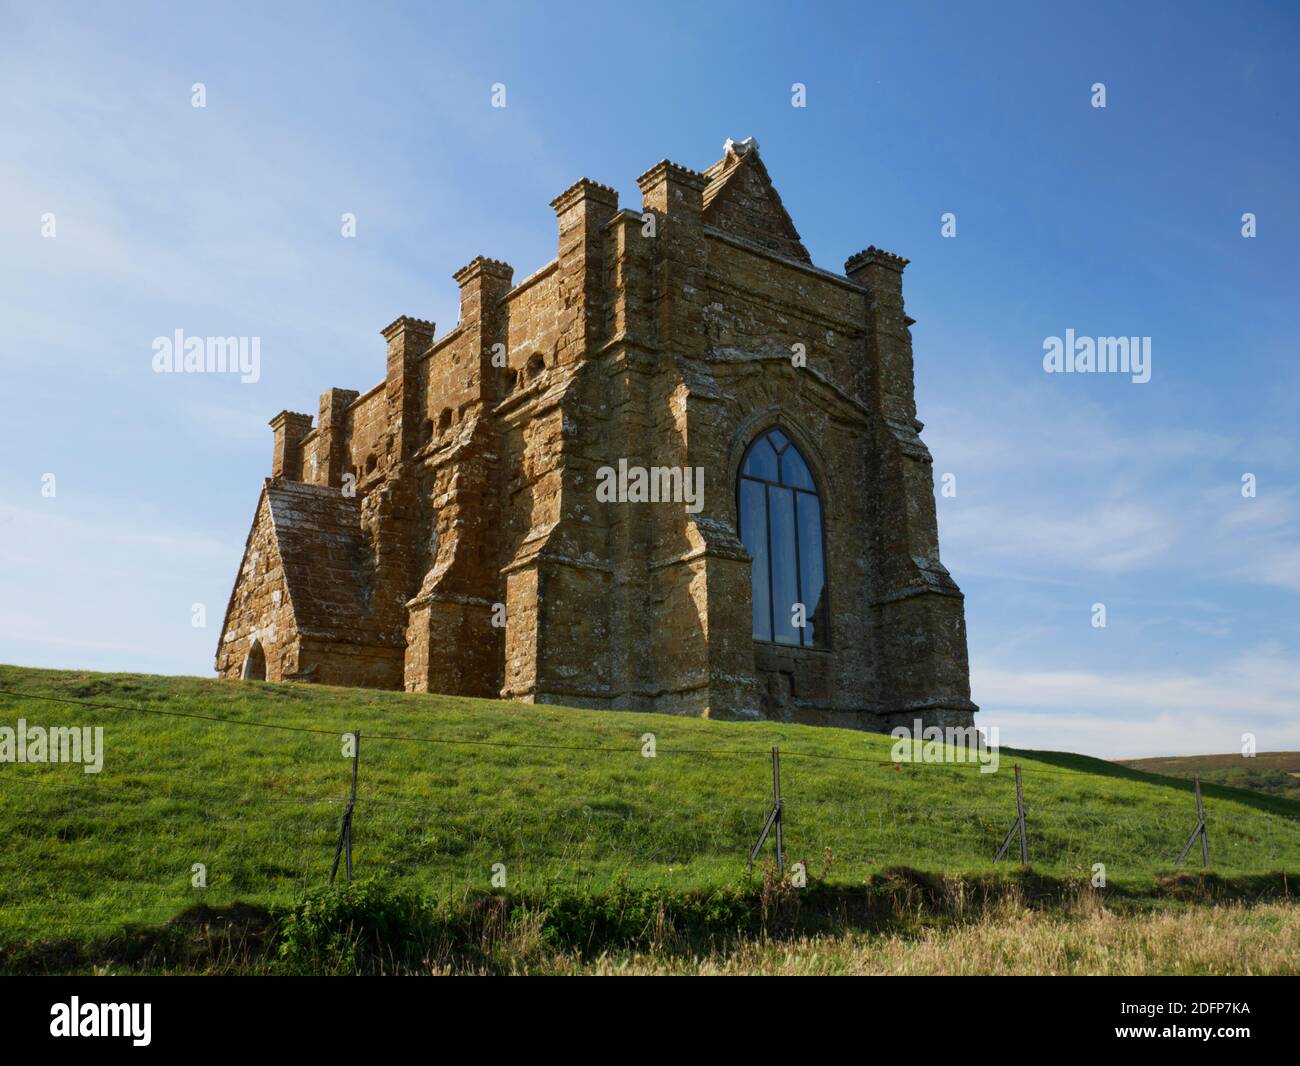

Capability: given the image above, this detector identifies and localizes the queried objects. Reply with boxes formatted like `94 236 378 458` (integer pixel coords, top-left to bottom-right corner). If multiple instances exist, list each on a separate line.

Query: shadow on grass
0 902 276 976
4 868 1297 976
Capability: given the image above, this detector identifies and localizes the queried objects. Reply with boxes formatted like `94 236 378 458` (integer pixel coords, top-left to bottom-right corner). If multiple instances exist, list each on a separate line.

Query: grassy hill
1118 752 1300 804
1 664 1299 967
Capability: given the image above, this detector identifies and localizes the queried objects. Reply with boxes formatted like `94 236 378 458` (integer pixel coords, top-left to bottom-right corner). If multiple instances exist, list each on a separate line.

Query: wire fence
0 686 1297 938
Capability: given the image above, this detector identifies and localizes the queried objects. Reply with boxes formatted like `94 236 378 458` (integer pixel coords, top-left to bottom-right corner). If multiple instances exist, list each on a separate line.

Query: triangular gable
217 478 393 658
217 480 278 654
215 480 299 676
702 138 810 263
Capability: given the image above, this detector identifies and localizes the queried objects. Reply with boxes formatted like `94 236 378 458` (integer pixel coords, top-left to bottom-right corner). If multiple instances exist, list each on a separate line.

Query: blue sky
2 1 1297 758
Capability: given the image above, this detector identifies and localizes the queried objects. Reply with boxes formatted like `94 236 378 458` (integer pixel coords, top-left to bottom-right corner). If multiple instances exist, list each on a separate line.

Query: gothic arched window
737 428 829 647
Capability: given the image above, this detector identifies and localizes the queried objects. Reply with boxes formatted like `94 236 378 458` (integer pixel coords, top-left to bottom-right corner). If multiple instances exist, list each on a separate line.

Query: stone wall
216 139 976 732
215 484 299 682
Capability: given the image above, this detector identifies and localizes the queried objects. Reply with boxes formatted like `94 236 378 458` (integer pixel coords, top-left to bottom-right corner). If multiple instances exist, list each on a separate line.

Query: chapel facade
215 139 978 731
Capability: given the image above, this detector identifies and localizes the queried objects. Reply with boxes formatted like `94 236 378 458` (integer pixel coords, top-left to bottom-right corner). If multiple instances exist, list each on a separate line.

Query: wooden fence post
330 729 360 883
773 747 784 873
748 747 785 875
1175 774 1210 868
994 763 1029 865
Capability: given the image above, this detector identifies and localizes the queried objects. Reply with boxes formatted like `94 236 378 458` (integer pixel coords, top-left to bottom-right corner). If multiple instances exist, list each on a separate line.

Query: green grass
1 664 1298 955
1119 752 1300 803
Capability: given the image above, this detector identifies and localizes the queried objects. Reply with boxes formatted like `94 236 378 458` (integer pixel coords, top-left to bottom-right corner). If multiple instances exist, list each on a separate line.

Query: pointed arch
242 639 267 681
737 426 830 648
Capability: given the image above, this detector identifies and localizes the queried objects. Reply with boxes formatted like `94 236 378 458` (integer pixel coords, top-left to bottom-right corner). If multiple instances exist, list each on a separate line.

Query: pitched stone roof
702 137 811 263
263 479 393 646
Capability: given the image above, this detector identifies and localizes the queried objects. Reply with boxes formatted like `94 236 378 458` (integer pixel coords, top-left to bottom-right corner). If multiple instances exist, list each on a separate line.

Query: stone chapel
216 138 978 732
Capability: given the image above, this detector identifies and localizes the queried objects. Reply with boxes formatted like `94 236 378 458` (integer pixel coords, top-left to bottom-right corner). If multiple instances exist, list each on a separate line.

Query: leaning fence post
773 746 784 873
1015 763 1028 865
1197 776 1210 867
330 729 360 883
1175 774 1210 868
747 746 784 876
994 763 1028 865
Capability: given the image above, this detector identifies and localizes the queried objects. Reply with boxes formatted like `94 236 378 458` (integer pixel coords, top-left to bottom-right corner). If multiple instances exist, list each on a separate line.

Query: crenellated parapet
844 246 910 275
228 138 976 734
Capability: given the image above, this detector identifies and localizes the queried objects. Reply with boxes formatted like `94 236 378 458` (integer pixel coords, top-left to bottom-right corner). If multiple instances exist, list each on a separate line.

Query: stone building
216 138 977 732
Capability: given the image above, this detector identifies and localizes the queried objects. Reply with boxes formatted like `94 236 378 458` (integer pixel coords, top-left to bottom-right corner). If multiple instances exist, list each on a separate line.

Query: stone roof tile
264 480 396 646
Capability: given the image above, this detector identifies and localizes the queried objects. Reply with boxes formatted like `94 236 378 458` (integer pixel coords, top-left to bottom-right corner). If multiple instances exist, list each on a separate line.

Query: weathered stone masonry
216 138 978 732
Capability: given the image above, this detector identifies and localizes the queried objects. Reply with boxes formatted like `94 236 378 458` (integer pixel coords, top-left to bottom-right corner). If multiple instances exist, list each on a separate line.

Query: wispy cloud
975 644 1300 758
929 388 1300 593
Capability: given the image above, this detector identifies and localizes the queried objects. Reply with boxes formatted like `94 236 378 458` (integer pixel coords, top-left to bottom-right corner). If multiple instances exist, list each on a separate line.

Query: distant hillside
1117 752 1300 804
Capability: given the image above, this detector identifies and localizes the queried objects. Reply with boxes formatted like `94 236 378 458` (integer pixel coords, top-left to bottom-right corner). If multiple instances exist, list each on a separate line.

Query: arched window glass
738 428 828 647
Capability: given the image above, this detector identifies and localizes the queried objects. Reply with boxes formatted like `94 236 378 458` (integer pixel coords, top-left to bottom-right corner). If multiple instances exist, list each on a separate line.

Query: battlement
845 246 910 275
549 178 619 213
636 159 708 193
380 315 437 341
453 256 514 284
226 140 973 733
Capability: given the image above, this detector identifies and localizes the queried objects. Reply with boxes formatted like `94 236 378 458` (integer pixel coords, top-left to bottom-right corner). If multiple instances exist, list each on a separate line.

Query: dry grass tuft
542 902 1300 976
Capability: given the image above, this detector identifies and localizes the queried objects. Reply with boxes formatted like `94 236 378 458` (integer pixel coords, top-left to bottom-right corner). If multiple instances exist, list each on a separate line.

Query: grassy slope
1118 752 1300 803
2 664 1298 948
